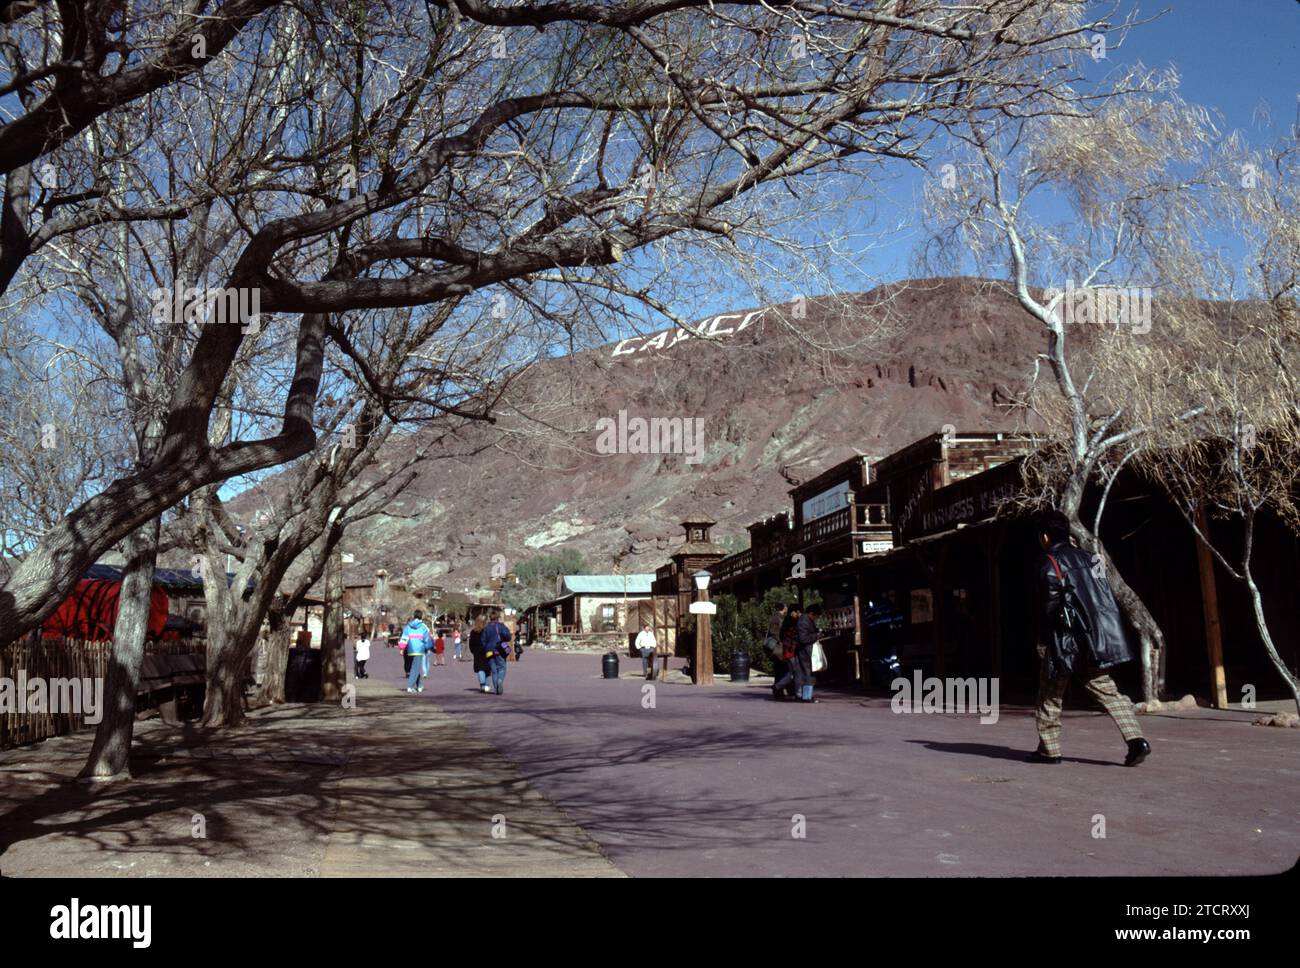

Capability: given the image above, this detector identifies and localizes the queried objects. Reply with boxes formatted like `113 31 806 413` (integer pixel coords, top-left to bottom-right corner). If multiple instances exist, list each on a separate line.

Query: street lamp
693 570 711 592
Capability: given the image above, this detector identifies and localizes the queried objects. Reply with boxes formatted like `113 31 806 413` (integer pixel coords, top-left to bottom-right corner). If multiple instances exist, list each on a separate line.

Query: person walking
481 611 513 695
513 618 527 661
469 615 490 692
763 602 788 699
433 630 447 666
1031 510 1150 766
452 628 463 661
793 604 822 703
635 622 658 680
400 610 434 693
354 632 371 680
771 604 802 699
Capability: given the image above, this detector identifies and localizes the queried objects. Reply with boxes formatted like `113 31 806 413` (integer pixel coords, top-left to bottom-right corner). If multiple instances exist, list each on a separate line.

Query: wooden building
528 574 656 640
701 430 1298 704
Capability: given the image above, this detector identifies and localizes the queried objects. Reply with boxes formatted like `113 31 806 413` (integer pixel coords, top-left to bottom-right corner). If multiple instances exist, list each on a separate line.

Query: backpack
1046 554 1093 676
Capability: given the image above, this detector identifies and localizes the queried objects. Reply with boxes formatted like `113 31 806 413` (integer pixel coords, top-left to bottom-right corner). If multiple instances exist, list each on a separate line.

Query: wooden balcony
711 501 893 586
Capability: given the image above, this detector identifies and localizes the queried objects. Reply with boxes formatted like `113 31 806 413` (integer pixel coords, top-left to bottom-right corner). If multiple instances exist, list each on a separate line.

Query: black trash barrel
602 651 620 679
730 650 750 682
285 648 323 702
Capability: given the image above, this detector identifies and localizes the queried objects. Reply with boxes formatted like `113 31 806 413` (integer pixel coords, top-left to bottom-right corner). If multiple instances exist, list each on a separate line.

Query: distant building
529 574 656 638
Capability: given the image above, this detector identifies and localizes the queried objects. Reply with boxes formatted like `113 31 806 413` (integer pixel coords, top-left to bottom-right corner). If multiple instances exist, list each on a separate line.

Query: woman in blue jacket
400 610 434 692
481 612 513 695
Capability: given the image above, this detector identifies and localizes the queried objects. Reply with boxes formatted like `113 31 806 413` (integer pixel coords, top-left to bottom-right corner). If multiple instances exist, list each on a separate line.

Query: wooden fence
0 636 204 751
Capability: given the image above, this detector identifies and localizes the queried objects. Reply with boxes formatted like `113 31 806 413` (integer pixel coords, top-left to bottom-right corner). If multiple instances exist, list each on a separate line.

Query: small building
529 574 657 639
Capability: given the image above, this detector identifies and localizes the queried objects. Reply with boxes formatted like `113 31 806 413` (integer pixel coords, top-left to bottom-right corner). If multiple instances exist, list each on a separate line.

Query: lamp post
693 569 713 685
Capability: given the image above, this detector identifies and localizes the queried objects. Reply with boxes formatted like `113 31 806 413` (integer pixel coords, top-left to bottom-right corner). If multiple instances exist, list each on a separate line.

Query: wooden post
320 549 346 702
1195 503 1229 709
695 586 714 685
853 570 866 684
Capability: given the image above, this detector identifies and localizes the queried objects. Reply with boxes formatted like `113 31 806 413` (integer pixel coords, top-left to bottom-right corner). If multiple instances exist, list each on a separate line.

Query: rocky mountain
294 276 1057 595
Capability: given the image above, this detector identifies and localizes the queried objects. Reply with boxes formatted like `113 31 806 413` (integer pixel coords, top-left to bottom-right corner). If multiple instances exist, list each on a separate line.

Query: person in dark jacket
764 602 789 700
481 612 513 695
1031 510 1150 766
469 616 489 693
792 604 822 704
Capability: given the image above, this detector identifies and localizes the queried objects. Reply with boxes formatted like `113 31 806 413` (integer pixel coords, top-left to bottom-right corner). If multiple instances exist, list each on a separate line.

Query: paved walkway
317 676 620 877
390 645 1300 878
3 643 1294 878
0 657 620 878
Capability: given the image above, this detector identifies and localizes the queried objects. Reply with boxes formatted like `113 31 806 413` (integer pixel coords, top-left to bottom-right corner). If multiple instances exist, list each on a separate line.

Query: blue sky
670 0 1300 325
1135 0 1298 131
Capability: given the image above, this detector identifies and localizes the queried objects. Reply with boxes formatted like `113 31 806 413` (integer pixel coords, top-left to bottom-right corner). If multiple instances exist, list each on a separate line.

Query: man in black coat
1031 510 1151 766
793 604 823 704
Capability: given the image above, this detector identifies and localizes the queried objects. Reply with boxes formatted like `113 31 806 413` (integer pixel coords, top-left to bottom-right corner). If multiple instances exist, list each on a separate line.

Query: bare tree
1133 124 1300 714
920 57 1222 700
0 0 1139 651
0 1 295 294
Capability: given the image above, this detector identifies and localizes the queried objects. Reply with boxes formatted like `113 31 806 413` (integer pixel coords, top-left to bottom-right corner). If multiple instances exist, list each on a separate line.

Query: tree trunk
78 516 161 781
1243 553 1300 716
202 629 253 728
256 606 293 705
320 550 346 702
1104 560 1165 702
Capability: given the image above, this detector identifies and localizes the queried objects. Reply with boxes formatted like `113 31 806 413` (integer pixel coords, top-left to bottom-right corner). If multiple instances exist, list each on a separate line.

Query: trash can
285 648 323 702
602 652 620 679
730 650 750 682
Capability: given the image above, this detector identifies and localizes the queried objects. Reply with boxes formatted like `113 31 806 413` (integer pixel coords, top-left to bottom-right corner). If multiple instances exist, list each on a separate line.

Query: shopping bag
811 639 828 673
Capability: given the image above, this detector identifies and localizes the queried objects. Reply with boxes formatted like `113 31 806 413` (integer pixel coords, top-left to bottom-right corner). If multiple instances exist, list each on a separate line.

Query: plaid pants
1036 645 1143 756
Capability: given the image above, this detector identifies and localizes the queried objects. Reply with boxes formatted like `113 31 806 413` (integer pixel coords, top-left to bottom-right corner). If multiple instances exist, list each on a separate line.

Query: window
601 603 616 631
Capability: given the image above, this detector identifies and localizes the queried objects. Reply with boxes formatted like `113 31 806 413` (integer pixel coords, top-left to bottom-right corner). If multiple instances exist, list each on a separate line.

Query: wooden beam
853 570 865 684
1194 503 1229 709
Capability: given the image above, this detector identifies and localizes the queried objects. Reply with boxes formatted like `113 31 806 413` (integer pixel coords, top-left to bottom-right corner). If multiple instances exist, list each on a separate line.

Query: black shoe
1124 738 1151 767
1027 748 1062 764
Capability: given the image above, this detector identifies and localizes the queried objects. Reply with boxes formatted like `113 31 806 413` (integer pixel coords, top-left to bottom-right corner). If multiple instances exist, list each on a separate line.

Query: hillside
297 277 1055 593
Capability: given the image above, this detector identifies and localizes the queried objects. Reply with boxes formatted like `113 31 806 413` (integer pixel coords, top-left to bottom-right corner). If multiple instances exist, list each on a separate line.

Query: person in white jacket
635 623 658 680
354 634 371 680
